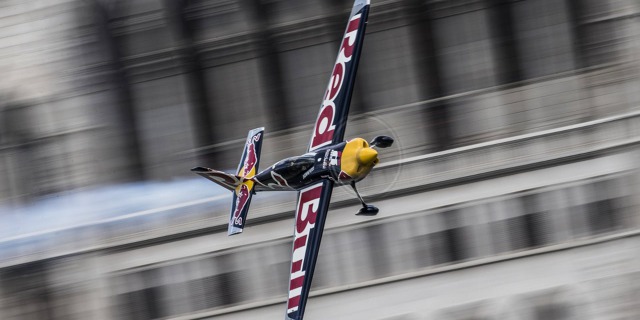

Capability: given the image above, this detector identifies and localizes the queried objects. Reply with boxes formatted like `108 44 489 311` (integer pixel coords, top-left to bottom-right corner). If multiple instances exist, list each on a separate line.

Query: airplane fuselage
252 138 378 191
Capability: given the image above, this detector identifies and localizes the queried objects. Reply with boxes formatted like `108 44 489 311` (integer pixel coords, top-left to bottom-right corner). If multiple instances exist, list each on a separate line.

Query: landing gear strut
351 181 379 216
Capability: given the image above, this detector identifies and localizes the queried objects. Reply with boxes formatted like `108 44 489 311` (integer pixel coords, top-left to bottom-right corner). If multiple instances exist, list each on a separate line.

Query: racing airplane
192 0 392 319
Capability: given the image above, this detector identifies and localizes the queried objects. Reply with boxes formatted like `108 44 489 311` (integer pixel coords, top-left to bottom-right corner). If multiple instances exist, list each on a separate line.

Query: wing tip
354 0 370 9
228 226 243 236
349 0 369 18
248 127 265 136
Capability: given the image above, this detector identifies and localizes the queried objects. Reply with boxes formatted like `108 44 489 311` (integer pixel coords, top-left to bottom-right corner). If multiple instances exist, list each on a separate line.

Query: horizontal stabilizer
191 167 243 191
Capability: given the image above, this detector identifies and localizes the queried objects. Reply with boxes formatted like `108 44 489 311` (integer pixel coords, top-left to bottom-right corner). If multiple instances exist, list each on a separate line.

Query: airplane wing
286 180 334 320
286 1 370 319
308 0 370 152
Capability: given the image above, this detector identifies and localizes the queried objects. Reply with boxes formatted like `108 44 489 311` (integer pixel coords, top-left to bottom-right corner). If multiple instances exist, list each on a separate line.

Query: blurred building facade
1 0 640 319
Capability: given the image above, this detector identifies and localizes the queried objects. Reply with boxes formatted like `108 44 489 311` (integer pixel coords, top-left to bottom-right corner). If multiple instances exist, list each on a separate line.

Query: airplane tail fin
228 127 264 235
191 127 265 236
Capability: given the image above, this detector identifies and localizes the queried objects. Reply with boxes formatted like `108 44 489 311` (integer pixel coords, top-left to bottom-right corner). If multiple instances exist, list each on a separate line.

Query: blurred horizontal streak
2 108 639 268
0 190 296 269
116 164 638 319
1 0 639 318
379 109 640 169
383 59 636 109
171 230 640 320
177 58 640 169
0 125 103 151
196 233 640 319
0 194 228 244
102 153 637 271
317 106 640 204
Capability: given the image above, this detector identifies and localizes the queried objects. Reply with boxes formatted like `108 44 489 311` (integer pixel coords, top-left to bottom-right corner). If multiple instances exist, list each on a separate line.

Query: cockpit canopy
273 155 315 180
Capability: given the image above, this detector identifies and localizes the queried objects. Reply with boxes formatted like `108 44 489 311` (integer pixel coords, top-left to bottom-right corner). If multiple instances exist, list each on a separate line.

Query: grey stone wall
0 0 639 203
0 1 639 317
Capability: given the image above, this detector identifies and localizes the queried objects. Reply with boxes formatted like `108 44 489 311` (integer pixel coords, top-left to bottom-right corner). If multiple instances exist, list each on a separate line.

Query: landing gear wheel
351 181 378 216
356 205 379 216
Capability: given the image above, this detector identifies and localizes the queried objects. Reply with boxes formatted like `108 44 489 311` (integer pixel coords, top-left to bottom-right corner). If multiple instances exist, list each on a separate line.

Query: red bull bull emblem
231 184 250 226
241 133 261 177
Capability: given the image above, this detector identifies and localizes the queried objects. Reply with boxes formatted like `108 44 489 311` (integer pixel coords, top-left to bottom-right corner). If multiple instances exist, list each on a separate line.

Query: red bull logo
232 131 261 228
310 14 362 151
231 184 250 226
287 183 322 314
241 133 261 177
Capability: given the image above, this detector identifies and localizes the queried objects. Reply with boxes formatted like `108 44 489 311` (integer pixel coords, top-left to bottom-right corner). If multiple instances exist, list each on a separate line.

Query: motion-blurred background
1 0 640 319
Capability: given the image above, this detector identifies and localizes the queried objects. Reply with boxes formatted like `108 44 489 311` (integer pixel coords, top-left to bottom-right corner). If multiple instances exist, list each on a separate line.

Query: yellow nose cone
357 147 378 165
